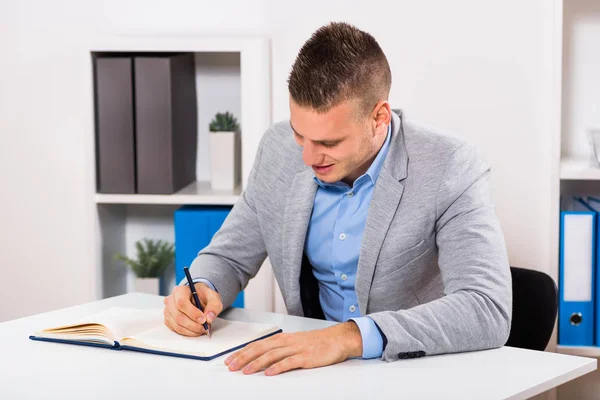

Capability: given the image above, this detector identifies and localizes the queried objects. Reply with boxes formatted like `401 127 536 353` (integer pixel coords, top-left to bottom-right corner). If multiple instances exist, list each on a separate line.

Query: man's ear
371 101 391 135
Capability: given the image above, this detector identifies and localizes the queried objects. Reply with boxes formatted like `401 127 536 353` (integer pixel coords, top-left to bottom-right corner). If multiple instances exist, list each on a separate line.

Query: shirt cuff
179 277 218 293
349 317 384 359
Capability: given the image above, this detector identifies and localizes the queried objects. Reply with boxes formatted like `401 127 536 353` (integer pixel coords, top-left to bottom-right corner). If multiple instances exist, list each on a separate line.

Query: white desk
0 293 596 400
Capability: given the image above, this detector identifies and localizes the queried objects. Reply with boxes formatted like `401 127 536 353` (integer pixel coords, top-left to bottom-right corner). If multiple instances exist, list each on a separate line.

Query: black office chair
505 267 558 351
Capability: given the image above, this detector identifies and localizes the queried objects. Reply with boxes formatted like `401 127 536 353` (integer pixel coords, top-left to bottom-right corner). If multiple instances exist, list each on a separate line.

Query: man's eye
322 142 337 148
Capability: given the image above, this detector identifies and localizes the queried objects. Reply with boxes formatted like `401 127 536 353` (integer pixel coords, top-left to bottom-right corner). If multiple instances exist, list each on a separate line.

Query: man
163 21 512 376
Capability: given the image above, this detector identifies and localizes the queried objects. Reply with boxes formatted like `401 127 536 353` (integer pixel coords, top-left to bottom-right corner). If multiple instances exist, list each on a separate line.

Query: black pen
183 266 211 338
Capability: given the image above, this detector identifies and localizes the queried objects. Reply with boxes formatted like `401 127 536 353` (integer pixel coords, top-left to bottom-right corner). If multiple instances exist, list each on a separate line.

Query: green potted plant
115 238 175 295
208 111 241 191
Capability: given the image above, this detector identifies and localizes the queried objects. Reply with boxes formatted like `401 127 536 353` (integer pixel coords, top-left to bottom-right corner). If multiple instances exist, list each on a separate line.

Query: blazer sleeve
368 142 512 361
187 129 270 308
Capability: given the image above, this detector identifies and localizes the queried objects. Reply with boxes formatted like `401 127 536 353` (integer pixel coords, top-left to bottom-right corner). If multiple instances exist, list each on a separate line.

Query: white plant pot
135 277 160 295
209 131 240 190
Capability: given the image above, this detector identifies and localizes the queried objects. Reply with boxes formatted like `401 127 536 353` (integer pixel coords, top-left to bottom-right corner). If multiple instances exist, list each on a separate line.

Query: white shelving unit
83 35 274 313
560 156 600 180
95 181 241 205
552 0 600 398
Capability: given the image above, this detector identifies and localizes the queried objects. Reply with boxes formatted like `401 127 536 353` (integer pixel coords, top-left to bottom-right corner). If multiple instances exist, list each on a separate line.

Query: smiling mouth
314 164 333 168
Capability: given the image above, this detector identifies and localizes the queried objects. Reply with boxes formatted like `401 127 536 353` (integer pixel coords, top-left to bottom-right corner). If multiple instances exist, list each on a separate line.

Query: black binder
134 53 198 194
94 56 136 194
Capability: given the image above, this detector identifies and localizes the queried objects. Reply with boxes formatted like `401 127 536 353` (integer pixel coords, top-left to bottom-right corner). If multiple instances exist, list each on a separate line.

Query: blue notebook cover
174 205 244 308
29 329 282 361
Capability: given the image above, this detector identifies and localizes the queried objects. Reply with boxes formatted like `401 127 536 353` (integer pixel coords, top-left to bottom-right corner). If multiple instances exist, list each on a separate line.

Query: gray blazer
189 110 512 361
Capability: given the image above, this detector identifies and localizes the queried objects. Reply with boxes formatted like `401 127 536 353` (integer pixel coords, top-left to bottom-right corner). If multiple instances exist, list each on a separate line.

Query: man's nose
302 141 320 166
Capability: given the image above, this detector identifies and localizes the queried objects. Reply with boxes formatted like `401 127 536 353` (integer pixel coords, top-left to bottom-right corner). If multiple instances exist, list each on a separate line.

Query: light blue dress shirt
186 125 392 359
304 125 391 359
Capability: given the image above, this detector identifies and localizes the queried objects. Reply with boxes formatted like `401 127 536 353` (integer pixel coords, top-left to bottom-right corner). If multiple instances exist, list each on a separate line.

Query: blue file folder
586 196 600 346
559 206 596 346
174 205 244 308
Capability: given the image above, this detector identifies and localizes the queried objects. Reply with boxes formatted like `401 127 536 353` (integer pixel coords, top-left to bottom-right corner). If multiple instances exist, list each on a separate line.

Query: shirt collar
314 124 392 189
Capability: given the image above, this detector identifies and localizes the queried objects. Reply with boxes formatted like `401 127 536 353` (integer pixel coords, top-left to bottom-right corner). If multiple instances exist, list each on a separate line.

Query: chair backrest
505 267 558 351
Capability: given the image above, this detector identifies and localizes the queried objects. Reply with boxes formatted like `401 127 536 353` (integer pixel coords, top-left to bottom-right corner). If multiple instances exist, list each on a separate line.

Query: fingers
225 334 286 371
163 305 205 336
264 355 305 376
225 340 305 376
220 326 351 376
197 284 223 324
174 286 206 323
241 347 298 375
162 286 206 336
164 311 203 337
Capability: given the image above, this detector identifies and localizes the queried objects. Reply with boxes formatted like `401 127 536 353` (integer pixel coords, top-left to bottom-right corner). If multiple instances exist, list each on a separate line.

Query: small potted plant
209 111 241 190
115 238 175 295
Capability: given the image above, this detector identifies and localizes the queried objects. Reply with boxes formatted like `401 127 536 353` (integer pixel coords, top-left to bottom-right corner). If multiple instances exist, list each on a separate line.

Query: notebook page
122 318 280 357
83 307 164 340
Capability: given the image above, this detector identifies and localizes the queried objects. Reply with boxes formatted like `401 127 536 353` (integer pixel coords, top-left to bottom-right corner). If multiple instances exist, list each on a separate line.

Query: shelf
95 181 241 205
560 156 600 180
90 35 268 54
557 345 600 358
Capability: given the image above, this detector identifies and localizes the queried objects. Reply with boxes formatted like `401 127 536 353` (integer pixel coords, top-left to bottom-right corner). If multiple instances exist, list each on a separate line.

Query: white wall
0 1 101 321
0 0 555 321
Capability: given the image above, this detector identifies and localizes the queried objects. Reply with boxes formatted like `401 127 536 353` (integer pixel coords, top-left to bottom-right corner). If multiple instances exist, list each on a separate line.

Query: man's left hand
224 321 363 376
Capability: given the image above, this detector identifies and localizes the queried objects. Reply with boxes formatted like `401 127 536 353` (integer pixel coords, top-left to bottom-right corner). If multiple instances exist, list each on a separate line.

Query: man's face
289 99 375 184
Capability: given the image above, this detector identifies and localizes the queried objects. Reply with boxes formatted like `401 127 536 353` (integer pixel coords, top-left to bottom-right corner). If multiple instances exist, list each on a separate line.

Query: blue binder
587 196 600 346
559 199 596 346
174 205 244 308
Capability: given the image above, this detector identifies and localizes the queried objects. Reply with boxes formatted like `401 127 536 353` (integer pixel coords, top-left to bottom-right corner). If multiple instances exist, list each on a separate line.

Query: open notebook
29 307 282 361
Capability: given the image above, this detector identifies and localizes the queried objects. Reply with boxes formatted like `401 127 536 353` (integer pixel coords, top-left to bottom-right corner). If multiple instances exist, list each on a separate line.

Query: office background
1 0 597 398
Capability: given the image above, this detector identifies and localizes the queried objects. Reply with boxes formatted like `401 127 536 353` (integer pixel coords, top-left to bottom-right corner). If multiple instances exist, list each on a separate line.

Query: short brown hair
287 22 391 116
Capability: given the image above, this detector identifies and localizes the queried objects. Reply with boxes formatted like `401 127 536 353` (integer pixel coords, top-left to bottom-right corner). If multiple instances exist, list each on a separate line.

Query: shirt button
349 305 356 312
339 233 346 241
341 274 348 281
347 192 354 198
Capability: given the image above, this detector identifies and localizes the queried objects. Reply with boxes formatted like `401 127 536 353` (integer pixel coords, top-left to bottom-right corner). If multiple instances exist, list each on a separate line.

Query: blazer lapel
282 168 318 316
356 110 409 314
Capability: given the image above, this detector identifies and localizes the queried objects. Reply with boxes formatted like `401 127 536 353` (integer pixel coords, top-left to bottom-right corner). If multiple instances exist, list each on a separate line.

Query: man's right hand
163 282 223 337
